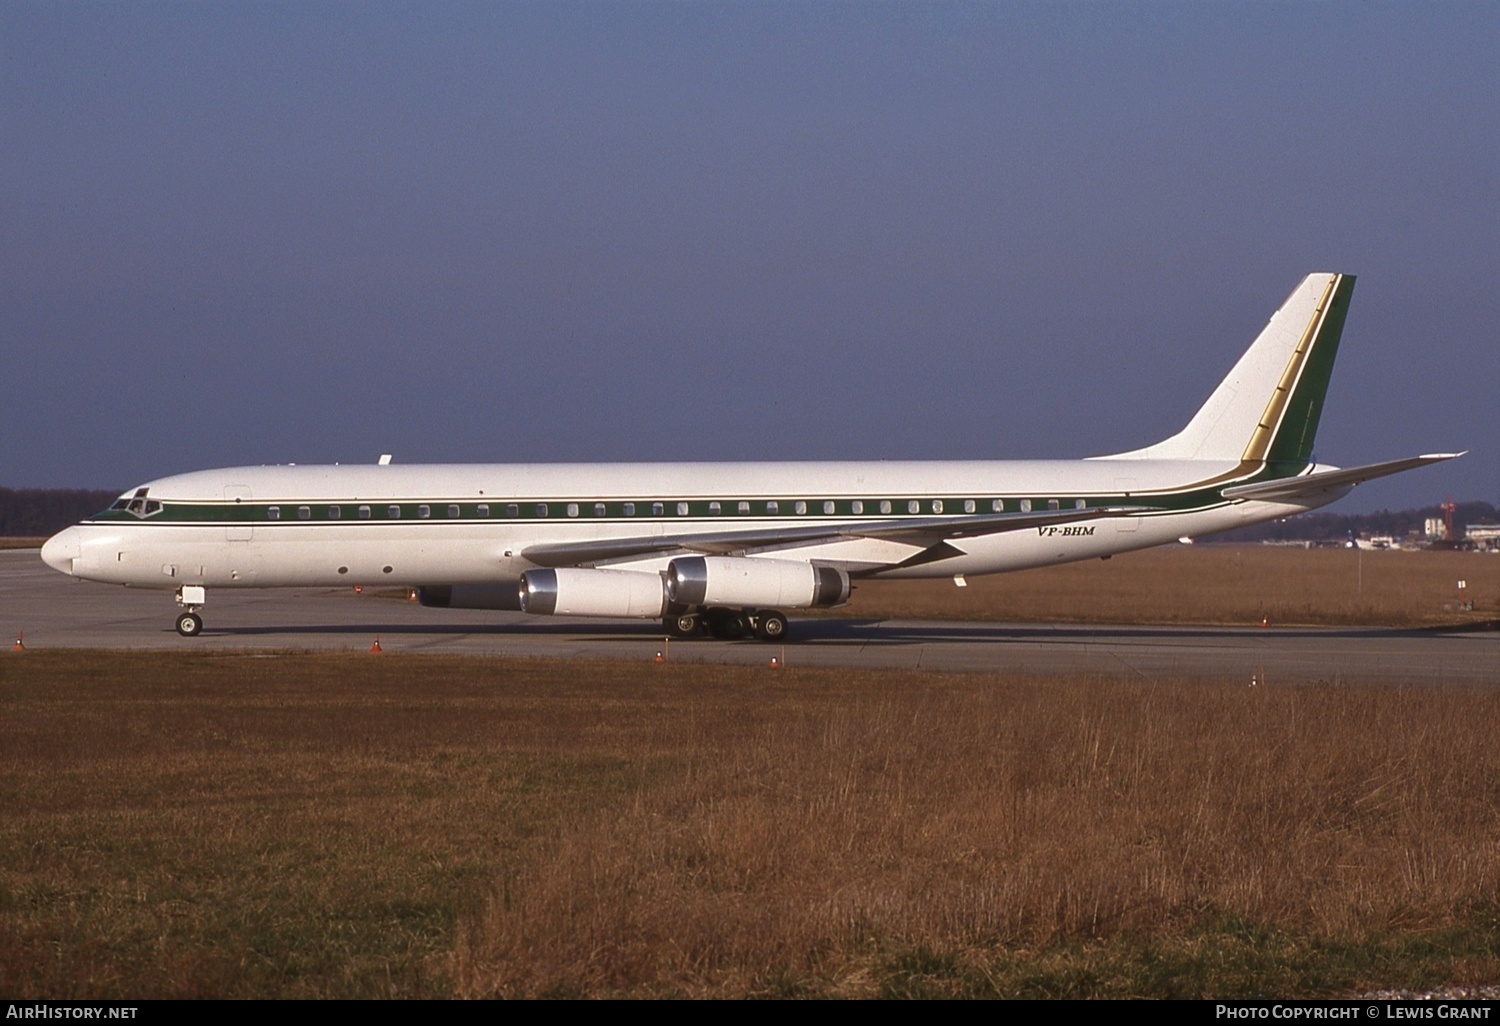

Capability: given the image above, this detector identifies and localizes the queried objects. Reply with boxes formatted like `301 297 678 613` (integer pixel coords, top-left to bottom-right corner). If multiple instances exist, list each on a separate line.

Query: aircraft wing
1220 453 1465 503
521 504 1152 568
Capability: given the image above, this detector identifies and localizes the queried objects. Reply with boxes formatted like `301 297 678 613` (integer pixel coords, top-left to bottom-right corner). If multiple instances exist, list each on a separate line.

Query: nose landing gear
174 585 206 637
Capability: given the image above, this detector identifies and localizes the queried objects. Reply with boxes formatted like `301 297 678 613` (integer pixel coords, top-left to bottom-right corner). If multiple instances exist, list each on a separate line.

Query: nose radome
40 528 82 575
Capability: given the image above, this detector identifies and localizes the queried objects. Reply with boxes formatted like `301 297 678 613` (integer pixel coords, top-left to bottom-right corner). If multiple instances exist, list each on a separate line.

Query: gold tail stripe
1240 274 1339 464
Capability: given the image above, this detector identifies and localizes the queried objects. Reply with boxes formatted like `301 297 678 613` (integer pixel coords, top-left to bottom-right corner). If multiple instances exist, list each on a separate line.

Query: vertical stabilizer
1100 273 1355 465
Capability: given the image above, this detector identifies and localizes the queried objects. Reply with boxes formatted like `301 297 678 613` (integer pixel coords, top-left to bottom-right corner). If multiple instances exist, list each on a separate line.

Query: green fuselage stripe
85 466 1303 529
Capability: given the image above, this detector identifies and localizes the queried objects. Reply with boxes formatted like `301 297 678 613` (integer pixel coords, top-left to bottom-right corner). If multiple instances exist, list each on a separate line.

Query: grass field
4 651 1500 998
842 545 1499 628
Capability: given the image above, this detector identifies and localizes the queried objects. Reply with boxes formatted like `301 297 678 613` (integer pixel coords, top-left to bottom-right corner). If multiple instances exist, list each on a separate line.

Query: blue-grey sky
4 1 1495 511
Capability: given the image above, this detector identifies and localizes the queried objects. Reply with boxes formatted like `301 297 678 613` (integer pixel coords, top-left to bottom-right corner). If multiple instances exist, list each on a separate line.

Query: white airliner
41 273 1458 640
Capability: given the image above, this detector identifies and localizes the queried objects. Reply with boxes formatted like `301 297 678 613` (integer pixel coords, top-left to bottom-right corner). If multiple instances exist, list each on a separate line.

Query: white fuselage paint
41 459 1342 592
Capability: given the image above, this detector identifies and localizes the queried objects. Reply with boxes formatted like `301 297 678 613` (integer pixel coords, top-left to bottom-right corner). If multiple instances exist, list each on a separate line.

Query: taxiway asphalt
3 550 1496 683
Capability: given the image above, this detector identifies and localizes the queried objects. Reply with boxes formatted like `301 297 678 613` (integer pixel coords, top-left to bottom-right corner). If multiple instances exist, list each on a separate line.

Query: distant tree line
1216 500 1500 543
0 488 121 537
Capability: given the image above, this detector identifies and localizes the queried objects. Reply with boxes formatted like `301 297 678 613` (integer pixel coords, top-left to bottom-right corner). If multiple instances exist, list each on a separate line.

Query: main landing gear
175 585 206 637
662 607 790 642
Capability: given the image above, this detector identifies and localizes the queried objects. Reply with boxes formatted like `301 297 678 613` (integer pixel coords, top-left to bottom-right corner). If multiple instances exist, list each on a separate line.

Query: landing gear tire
754 609 789 642
175 611 203 637
705 609 748 641
664 613 700 638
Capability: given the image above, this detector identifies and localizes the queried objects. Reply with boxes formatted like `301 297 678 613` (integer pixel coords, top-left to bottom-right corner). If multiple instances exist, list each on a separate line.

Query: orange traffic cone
11 630 23 651
370 635 383 653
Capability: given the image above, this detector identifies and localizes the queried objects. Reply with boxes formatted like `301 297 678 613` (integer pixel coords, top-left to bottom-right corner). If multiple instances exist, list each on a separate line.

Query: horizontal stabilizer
1220 453 1464 502
522 504 1152 567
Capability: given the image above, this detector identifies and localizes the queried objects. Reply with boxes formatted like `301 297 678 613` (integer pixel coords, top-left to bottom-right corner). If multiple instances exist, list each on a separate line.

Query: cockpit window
111 487 162 518
122 497 163 518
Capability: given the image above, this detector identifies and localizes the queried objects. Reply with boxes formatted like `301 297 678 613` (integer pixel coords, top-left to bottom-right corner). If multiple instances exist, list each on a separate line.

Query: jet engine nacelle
518 567 668 618
666 556 850 609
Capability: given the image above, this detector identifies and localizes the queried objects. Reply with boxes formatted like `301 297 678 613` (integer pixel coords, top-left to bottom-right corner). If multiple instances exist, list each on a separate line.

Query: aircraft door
225 485 253 540
1114 478 1140 532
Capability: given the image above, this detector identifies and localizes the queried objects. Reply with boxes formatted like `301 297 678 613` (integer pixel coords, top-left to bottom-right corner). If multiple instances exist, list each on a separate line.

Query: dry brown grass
0 652 651 997
5 651 1500 999
0 537 47 550
453 672 1500 997
844 545 1500 628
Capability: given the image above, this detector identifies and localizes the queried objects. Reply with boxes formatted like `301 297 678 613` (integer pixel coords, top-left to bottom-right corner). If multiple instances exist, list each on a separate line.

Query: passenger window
737 501 750 514
677 502 688 516
1019 499 1032 513
418 505 430 519
794 501 806 515
448 504 461 518
932 500 943 514
595 503 606 517
766 501 779 514
267 506 281 520
992 499 1003 513
709 501 721 515
852 500 864 514
1075 499 1086 510
823 501 835 515
623 503 635 516
964 499 976 514
358 505 371 519
535 504 548 518
388 505 401 519
652 502 664 516
298 506 311 520
328 506 341 519
567 503 579 517
477 504 489 517
505 504 518 517
1048 499 1060 511
908 500 920 514
879 500 891 514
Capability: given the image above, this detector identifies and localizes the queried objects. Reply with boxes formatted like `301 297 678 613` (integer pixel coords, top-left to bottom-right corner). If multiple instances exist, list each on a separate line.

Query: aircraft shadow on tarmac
199 617 1452 646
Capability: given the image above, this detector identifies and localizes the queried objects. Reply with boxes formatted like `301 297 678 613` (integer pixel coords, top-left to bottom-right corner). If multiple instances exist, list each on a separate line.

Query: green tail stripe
1263 274 1356 467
